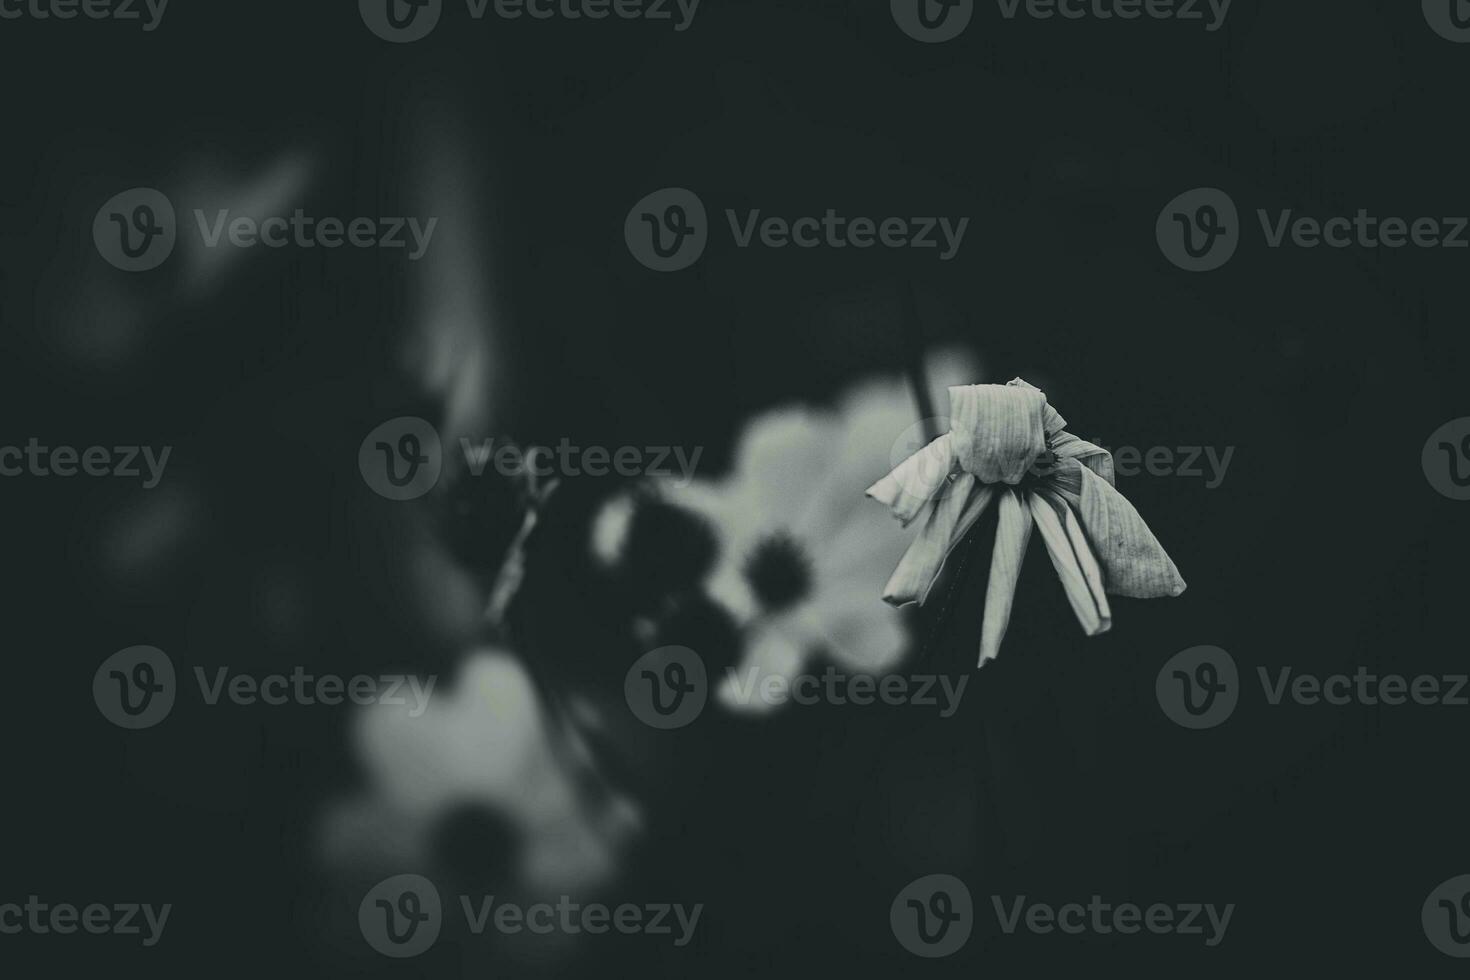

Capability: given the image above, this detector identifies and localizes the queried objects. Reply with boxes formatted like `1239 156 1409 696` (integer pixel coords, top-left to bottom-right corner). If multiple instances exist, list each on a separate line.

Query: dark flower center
743 533 813 613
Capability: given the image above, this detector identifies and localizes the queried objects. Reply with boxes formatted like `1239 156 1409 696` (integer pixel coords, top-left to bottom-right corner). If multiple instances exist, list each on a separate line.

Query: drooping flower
867 378 1185 666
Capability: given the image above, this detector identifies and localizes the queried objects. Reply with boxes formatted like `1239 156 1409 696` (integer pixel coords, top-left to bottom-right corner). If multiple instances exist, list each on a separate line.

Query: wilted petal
881 478 994 606
1006 377 1068 438
1051 431 1115 485
865 432 955 525
978 488 1035 666
1059 496 1112 622
1047 456 1085 502
950 384 1048 486
1029 490 1112 637
808 346 982 538
1074 465 1187 598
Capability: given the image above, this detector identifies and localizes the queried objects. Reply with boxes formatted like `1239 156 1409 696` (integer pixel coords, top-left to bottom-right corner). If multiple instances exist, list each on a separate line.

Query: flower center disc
743 533 813 613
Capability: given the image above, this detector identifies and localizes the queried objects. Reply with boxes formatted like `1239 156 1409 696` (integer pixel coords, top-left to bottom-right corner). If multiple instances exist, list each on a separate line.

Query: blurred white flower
659 349 980 712
319 648 639 891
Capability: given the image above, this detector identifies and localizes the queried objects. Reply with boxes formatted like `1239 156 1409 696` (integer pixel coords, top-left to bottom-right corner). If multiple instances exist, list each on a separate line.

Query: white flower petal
949 384 1049 486
1073 465 1187 598
880 479 995 607
865 433 956 525
658 478 763 622
1006 377 1068 437
804 596 910 673
1029 490 1112 637
729 406 840 526
717 620 807 714
1052 431 1115 485
978 489 1036 666
799 346 983 540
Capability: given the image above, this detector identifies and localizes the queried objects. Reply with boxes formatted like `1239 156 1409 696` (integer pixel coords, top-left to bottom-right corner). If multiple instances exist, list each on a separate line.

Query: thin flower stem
900 280 939 443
